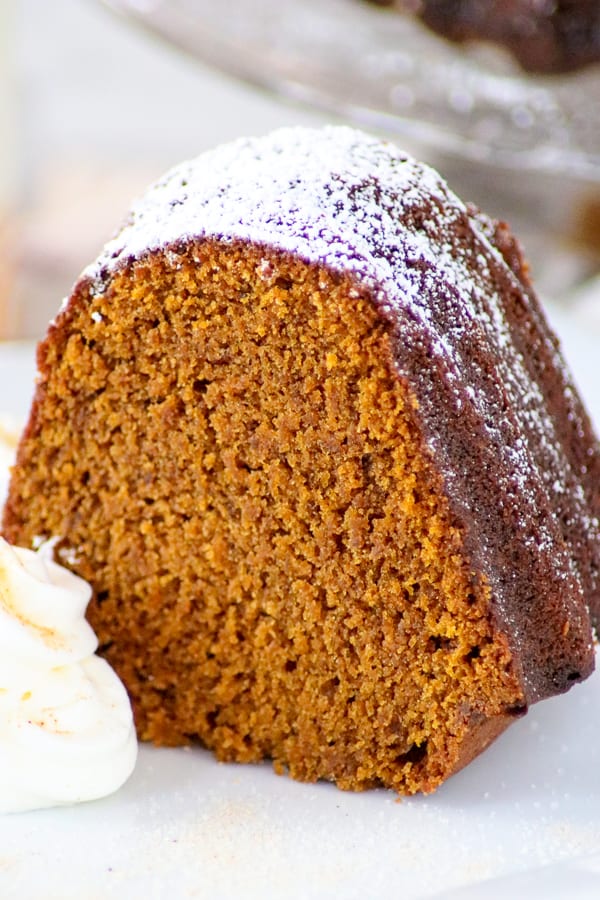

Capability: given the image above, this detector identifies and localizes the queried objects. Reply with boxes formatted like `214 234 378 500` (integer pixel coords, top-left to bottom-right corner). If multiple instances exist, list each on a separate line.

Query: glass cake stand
99 0 600 297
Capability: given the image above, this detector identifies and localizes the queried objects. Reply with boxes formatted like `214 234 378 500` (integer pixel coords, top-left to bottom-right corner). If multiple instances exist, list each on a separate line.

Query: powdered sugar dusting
86 127 434 305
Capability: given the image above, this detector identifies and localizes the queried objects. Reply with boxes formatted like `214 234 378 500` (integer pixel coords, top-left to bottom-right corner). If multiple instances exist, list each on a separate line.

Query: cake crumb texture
4 246 525 793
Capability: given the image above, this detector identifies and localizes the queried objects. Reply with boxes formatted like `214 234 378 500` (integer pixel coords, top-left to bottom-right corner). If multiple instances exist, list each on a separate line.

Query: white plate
1 302 600 899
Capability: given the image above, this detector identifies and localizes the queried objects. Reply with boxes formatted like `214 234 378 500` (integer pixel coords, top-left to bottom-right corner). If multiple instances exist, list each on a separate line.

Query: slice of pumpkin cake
3 127 599 793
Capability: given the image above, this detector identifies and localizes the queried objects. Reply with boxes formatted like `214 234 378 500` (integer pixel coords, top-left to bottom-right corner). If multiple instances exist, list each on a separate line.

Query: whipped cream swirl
0 536 137 813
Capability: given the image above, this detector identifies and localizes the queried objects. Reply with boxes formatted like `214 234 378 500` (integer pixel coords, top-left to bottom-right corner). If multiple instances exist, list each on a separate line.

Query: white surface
0 304 600 898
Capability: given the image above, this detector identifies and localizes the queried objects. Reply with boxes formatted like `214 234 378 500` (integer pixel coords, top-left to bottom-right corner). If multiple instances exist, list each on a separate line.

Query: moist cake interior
9 239 525 793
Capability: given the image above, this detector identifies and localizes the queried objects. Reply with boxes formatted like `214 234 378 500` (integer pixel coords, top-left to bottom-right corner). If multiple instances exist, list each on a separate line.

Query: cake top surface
86 126 470 313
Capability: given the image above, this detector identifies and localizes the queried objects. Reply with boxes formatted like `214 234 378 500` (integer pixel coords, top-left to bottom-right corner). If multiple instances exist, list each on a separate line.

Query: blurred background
2 0 600 338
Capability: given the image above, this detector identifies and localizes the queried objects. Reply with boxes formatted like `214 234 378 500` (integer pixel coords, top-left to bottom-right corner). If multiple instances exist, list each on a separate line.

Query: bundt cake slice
3 127 599 794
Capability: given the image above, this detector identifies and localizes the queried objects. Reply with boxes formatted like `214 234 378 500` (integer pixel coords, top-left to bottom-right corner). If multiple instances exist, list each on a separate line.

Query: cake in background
366 0 600 74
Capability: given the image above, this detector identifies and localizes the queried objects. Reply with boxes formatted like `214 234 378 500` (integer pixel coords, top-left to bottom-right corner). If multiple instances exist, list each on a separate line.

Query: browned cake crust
3 128 599 794
368 0 600 74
